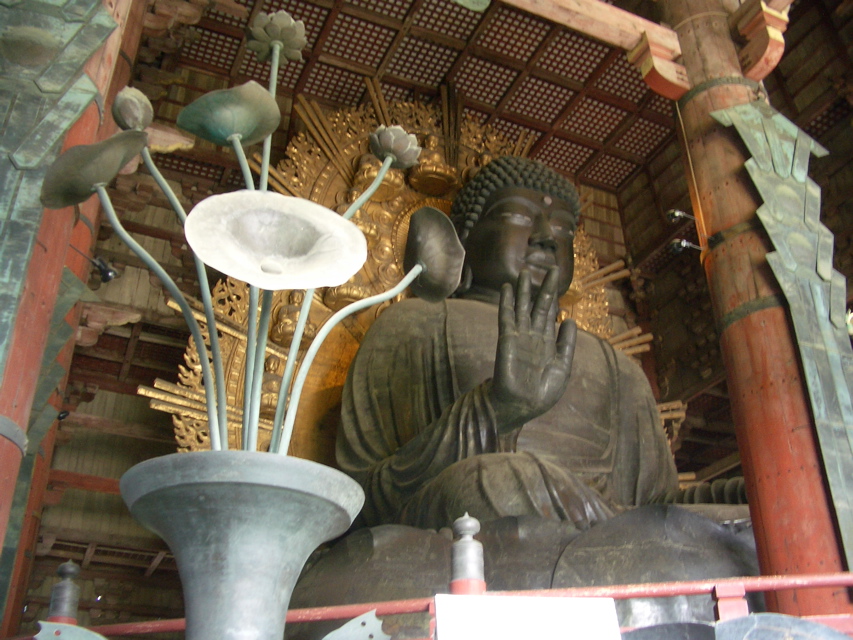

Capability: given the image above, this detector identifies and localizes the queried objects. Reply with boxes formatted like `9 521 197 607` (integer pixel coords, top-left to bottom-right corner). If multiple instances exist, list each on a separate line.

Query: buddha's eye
499 212 533 226
549 216 575 238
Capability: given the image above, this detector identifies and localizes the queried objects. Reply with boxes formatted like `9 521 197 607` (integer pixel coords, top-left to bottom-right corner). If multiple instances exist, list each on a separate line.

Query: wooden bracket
502 0 689 100
626 32 690 101
729 0 790 81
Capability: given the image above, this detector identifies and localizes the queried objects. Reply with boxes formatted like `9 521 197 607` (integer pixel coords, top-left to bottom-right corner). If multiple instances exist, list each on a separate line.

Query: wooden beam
47 469 121 495
81 542 97 569
694 451 742 482
118 323 143 382
38 527 168 552
74 345 180 375
502 0 681 58
145 550 168 577
59 412 175 444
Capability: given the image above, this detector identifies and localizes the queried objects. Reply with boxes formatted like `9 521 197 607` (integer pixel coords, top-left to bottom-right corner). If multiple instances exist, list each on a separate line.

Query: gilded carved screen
140 95 613 464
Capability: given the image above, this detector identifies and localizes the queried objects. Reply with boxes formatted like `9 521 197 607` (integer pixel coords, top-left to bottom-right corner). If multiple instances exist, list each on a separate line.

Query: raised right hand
488 268 577 433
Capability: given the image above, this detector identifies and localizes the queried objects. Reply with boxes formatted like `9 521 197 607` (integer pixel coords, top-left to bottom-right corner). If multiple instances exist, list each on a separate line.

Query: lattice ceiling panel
536 30 611 84
386 36 459 87
146 0 843 202
181 28 242 74
505 76 576 124
646 92 673 121
463 107 489 124
490 117 541 147
240 54 304 90
805 97 852 138
324 14 397 68
153 154 227 183
380 82 414 103
565 97 630 143
476 6 551 62
533 136 595 176
614 118 672 158
594 53 648 103
453 56 519 106
413 0 482 41
303 62 367 104
584 153 638 188
349 0 413 21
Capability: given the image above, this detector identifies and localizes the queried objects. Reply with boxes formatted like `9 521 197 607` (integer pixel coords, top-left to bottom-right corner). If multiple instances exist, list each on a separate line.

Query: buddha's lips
524 252 556 270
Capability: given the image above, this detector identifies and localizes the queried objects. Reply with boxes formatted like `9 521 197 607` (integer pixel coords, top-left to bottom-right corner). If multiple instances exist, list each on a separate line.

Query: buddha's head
450 156 580 300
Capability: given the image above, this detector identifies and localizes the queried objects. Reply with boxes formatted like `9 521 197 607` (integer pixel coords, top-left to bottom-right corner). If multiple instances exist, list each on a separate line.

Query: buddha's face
463 186 576 298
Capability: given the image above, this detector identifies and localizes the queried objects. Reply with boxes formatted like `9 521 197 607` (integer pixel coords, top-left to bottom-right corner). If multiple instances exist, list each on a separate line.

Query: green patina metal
0 0 114 384
0 0 116 617
712 100 853 568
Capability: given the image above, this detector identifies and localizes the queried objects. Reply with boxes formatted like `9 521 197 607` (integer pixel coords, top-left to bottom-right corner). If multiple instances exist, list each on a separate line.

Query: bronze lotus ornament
369 125 421 169
176 80 281 147
40 130 148 209
184 190 368 291
247 10 307 63
112 86 154 132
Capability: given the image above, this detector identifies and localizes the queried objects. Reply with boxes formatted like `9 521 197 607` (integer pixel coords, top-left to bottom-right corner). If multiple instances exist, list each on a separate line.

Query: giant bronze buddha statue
290 157 758 635
337 155 677 531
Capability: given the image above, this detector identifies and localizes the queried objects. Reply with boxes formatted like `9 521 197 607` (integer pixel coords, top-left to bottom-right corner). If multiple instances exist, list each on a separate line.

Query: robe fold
337 297 678 530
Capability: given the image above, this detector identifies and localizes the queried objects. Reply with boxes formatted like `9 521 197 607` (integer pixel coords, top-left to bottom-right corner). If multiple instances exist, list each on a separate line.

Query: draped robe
337 297 677 530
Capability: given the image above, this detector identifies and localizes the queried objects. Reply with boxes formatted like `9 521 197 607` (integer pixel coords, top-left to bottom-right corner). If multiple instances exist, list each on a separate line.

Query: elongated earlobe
454 264 473 297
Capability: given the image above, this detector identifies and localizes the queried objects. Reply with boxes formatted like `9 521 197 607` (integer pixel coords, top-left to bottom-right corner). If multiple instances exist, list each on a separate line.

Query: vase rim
120 451 364 521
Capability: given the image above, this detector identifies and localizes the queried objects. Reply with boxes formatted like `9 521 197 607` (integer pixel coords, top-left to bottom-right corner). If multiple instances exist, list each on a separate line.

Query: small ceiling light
666 209 697 224
669 238 702 254
68 245 117 283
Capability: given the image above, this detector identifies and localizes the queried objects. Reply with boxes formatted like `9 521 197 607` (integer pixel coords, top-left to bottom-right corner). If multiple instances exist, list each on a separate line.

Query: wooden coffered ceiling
142 0 679 191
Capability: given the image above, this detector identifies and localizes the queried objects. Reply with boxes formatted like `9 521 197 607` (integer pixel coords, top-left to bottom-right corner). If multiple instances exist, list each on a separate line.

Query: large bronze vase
120 451 364 640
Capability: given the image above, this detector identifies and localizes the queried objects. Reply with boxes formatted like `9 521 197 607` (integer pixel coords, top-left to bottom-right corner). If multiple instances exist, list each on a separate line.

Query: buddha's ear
404 206 465 303
452 264 473 298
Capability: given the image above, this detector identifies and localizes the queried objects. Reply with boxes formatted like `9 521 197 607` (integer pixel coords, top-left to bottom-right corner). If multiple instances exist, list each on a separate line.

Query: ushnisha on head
450 156 580 244
450 156 581 301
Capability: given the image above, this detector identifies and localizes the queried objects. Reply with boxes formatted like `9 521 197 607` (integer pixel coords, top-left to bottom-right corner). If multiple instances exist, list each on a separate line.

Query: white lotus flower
185 190 367 290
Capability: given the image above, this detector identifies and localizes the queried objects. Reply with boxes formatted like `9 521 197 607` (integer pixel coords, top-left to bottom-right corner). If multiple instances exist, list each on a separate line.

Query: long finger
515 270 532 330
531 267 559 334
555 319 578 375
499 281 515 333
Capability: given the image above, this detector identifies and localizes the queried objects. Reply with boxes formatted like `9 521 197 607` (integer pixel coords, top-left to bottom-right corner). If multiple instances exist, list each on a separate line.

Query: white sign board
434 594 621 640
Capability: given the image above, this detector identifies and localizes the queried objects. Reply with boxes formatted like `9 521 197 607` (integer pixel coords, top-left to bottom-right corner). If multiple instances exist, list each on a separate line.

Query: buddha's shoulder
367 298 450 336
573 329 648 379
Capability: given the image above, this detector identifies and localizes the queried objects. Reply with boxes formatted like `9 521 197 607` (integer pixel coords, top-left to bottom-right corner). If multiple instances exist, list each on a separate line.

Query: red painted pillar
661 0 851 615
0 0 145 633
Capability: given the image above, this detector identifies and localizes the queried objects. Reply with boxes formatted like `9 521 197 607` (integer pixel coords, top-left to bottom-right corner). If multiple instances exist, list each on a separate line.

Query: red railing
73 572 853 638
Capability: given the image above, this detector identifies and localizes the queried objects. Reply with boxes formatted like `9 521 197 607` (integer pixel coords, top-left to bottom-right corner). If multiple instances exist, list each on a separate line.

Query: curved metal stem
96 185 222 451
342 155 393 220
229 134 255 190
276 264 423 455
242 285 259 445
246 289 273 452
260 42 282 192
269 289 314 453
141 147 229 448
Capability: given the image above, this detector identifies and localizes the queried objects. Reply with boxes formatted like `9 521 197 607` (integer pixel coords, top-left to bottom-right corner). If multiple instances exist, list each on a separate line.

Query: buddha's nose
529 213 557 251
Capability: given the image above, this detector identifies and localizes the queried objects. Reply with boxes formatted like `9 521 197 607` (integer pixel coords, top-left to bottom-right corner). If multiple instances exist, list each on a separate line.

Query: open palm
489 268 577 434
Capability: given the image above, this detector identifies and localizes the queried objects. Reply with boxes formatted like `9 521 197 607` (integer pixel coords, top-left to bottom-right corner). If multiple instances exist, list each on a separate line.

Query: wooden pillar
661 0 851 615
0 0 144 632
